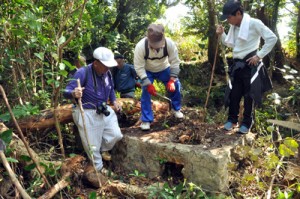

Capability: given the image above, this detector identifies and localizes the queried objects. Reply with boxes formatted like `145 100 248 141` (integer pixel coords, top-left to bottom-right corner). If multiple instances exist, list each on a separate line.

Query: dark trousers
228 66 254 128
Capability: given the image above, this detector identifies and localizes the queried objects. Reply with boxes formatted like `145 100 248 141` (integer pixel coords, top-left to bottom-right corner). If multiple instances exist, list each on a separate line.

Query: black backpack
144 38 168 60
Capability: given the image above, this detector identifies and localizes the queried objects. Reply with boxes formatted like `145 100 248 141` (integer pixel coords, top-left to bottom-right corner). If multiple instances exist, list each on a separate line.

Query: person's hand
216 25 224 35
72 87 85 98
167 79 176 92
113 101 122 112
246 55 260 66
147 84 157 96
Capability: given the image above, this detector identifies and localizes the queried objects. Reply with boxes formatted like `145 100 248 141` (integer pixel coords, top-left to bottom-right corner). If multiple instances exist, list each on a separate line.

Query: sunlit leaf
58 36 66 45
243 174 255 181
59 62 66 70
279 144 294 157
283 137 299 151
34 52 44 60
6 157 19 163
267 126 275 132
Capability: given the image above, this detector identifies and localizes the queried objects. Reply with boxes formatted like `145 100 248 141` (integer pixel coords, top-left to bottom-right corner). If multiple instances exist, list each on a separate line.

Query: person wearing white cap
134 23 184 131
216 0 277 134
64 47 123 175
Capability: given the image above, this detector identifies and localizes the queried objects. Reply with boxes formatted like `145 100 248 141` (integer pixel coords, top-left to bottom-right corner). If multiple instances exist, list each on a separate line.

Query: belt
72 104 96 110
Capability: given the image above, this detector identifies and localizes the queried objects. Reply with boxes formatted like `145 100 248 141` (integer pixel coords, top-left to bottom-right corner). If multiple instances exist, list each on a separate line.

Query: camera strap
91 67 98 93
91 67 111 103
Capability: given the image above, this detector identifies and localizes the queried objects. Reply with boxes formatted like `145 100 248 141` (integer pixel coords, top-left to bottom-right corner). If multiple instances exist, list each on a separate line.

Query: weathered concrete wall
111 134 239 192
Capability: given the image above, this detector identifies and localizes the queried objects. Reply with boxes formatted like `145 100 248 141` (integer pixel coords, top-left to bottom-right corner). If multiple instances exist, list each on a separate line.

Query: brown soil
119 106 243 149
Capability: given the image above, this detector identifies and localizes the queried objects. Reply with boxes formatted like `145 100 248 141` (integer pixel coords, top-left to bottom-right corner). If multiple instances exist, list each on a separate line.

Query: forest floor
1 60 299 198
98 106 244 198
97 58 300 198
119 106 242 148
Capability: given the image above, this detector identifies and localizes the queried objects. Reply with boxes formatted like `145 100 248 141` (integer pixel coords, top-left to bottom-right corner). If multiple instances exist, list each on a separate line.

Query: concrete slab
111 131 255 192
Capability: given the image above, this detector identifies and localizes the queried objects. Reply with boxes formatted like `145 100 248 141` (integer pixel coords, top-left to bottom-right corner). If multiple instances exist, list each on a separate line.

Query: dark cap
220 0 242 21
147 24 165 49
114 54 124 59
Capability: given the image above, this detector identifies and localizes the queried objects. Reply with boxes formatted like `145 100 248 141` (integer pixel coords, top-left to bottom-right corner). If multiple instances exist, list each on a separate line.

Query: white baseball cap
93 47 117 67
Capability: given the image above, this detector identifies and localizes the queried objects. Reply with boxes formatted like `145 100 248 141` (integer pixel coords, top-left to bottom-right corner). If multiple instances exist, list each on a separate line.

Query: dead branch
38 155 86 199
0 139 31 199
0 85 50 188
266 156 284 199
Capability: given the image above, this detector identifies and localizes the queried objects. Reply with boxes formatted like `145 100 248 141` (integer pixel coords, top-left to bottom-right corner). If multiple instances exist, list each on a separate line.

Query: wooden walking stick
203 14 229 121
76 79 103 187
203 34 220 120
0 138 31 199
0 85 50 188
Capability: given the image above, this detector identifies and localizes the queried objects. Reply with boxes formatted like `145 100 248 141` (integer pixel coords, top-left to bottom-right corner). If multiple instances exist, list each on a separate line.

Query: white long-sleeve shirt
221 17 278 59
134 37 181 80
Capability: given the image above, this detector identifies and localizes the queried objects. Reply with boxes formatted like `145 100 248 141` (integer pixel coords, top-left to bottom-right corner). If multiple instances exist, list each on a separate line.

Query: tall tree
207 0 222 74
291 0 300 60
256 0 285 82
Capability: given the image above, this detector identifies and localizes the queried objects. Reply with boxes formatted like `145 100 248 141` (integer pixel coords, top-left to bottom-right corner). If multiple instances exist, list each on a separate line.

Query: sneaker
140 122 150 130
239 125 249 134
173 110 184 119
101 151 111 161
223 121 238 131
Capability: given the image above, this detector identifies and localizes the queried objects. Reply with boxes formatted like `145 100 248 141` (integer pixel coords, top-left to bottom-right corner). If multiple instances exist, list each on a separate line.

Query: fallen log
16 98 169 132
83 164 148 198
103 181 148 199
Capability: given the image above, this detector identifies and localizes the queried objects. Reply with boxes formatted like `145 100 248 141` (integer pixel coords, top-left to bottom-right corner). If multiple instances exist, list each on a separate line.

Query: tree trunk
256 2 285 83
296 1 300 60
207 0 222 74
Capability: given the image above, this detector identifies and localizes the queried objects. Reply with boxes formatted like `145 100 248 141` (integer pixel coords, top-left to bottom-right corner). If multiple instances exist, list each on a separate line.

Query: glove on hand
147 84 157 96
167 79 175 92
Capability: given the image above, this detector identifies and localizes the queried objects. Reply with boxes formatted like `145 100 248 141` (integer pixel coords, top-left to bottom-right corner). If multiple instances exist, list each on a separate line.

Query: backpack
144 38 168 60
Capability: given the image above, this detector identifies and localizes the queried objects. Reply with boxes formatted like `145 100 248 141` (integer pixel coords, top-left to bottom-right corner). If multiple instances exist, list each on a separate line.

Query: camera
96 102 110 116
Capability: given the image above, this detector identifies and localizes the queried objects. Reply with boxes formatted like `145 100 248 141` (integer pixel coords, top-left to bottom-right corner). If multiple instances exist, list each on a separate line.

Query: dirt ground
118 106 243 149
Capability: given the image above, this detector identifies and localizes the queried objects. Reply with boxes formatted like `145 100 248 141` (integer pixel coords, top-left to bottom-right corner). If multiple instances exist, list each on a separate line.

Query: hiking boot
84 165 107 188
173 110 184 119
101 151 111 161
223 121 238 131
239 125 250 134
140 122 150 130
